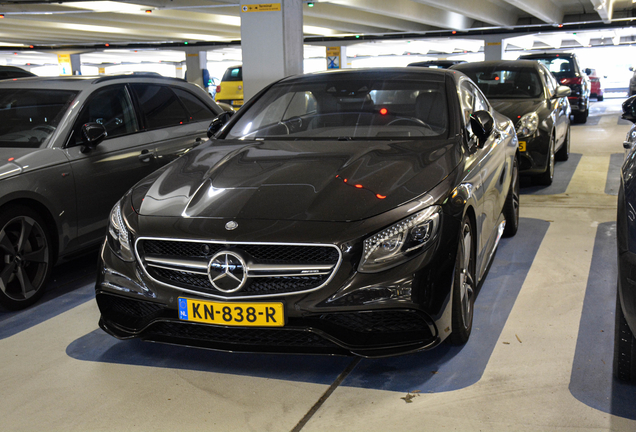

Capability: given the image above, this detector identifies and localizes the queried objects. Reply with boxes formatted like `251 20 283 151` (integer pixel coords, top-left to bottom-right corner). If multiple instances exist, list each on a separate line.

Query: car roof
451 60 542 71
280 67 453 84
0 74 191 91
519 52 576 59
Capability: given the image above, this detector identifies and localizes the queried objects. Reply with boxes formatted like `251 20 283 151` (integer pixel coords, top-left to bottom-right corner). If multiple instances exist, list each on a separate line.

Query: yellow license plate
178 297 284 327
231 100 243 106
519 141 526 152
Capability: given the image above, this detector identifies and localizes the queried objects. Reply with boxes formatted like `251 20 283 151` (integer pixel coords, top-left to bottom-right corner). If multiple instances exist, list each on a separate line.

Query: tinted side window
73 85 138 145
130 84 188 130
172 87 216 122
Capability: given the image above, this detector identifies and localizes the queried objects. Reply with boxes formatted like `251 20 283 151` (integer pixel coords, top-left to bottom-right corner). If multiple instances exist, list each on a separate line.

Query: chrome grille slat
135 238 342 299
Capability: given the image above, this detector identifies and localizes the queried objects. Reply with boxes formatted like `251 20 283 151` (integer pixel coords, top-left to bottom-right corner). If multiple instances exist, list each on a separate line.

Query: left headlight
516 112 539 137
358 206 441 273
107 200 135 262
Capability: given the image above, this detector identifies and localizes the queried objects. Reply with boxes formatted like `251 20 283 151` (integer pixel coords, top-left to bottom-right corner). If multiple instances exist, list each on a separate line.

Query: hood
490 98 546 123
136 138 462 222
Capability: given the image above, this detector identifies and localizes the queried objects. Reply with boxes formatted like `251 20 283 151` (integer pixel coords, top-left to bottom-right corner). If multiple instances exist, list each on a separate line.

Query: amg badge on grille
225 221 238 231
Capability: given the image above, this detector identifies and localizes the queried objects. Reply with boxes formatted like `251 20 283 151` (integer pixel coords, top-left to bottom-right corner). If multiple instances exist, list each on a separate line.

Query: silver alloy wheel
511 158 520 222
459 222 474 329
0 215 50 301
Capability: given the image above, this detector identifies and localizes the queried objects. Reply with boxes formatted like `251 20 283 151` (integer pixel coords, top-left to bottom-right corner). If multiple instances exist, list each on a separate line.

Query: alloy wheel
459 222 474 329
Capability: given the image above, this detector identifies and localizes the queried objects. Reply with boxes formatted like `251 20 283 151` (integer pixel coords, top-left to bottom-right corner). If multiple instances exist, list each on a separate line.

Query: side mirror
207 111 234 138
584 68 592 75
622 95 636 123
469 110 494 147
80 122 107 152
631 67 634 72
555 85 571 98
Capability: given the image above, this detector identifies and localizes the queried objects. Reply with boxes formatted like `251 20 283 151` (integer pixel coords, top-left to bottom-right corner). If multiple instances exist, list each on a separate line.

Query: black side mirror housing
623 95 636 123
584 68 592 75
469 110 494 147
80 122 107 152
207 111 234 138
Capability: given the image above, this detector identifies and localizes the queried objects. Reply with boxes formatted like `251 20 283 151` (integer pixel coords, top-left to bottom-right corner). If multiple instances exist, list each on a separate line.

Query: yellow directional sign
241 3 281 12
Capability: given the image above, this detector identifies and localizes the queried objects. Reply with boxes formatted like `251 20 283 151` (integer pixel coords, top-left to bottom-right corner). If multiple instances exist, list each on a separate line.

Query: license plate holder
178 297 284 327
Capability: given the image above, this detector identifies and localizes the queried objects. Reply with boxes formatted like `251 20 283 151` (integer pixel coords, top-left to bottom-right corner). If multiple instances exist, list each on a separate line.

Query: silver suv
0 74 222 309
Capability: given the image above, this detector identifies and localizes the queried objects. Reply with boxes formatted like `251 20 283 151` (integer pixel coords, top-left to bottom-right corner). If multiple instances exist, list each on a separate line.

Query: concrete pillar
240 0 303 101
484 35 505 61
326 46 348 69
176 62 185 79
70 54 81 75
185 50 208 88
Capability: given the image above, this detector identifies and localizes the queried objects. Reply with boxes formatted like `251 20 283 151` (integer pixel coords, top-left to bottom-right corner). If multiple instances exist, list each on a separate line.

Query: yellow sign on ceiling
241 3 281 12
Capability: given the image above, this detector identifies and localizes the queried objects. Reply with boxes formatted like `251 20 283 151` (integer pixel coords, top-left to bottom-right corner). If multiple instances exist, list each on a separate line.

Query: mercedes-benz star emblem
225 220 238 231
207 251 247 293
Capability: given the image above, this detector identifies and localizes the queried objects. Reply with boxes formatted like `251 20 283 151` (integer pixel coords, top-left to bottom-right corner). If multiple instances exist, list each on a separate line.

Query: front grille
137 238 341 298
146 321 339 348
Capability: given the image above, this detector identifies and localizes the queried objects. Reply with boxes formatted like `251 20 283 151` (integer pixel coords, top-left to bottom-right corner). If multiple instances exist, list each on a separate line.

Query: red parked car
586 68 604 101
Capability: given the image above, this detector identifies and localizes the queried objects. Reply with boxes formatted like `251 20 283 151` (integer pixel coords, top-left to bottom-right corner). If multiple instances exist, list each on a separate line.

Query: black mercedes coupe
452 60 571 185
96 68 519 357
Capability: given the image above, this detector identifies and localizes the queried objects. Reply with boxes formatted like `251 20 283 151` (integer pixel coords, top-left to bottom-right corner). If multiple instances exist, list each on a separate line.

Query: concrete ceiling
0 0 633 48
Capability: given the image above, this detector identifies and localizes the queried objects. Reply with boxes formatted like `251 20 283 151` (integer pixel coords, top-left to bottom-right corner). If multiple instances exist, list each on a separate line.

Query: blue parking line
569 222 636 420
67 218 548 394
521 153 581 196
605 153 623 196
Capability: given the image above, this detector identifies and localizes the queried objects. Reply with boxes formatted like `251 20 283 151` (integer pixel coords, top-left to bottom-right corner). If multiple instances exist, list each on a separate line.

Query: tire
614 291 636 382
502 156 519 237
450 215 476 345
573 108 588 124
0 205 53 310
555 124 570 162
536 136 555 186
598 95 604 102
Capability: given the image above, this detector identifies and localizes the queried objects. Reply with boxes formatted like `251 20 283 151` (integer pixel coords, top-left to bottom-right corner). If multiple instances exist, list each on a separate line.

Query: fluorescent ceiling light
303 25 338 36
62 1 147 13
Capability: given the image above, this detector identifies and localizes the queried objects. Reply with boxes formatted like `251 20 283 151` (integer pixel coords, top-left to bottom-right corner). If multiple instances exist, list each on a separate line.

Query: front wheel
0 206 53 310
536 137 555 186
502 156 519 237
555 124 570 162
450 215 476 345
614 291 636 382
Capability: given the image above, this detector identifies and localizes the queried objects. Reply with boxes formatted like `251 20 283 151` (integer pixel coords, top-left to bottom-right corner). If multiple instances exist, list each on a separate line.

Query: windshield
459 68 543 99
0 89 77 148
225 78 448 140
532 58 575 79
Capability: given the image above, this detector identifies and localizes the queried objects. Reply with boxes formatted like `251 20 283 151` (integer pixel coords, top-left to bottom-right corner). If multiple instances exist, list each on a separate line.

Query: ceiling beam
589 0 614 24
303 2 433 33
501 0 564 24
323 0 474 30
412 0 518 28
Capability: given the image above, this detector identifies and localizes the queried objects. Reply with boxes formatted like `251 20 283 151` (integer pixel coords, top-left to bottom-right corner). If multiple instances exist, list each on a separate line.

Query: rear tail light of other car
560 77 583 85
216 85 221 94
358 206 440 273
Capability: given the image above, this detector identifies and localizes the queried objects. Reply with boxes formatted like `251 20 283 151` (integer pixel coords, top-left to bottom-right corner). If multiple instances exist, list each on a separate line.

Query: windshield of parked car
0 89 77 148
224 78 448 140
531 58 575 79
458 67 543 99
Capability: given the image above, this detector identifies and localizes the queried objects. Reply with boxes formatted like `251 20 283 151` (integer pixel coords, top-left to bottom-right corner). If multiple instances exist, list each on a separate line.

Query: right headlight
516 112 539 137
107 200 134 262
358 206 441 273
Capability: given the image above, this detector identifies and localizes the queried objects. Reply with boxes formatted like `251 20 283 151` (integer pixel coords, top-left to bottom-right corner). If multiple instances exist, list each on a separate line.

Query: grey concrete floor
1 98 635 431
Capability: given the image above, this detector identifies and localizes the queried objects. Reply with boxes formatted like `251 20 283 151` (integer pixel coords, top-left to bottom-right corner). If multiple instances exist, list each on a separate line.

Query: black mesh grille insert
320 311 430 334
141 240 339 264
147 321 339 348
96 293 167 330
149 267 329 296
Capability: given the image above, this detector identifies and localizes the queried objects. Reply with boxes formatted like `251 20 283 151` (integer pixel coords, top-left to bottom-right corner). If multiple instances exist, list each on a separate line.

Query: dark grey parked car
0 74 222 309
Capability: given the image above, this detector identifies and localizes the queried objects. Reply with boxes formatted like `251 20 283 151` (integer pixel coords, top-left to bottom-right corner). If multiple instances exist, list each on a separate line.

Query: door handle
138 149 154 162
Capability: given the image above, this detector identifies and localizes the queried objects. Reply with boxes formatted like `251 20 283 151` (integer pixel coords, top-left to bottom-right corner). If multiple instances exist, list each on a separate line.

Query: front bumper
517 129 551 175
95 214 460 357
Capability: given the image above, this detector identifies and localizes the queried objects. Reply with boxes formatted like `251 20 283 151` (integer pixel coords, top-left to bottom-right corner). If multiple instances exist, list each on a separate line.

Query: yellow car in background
215 65 243 110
